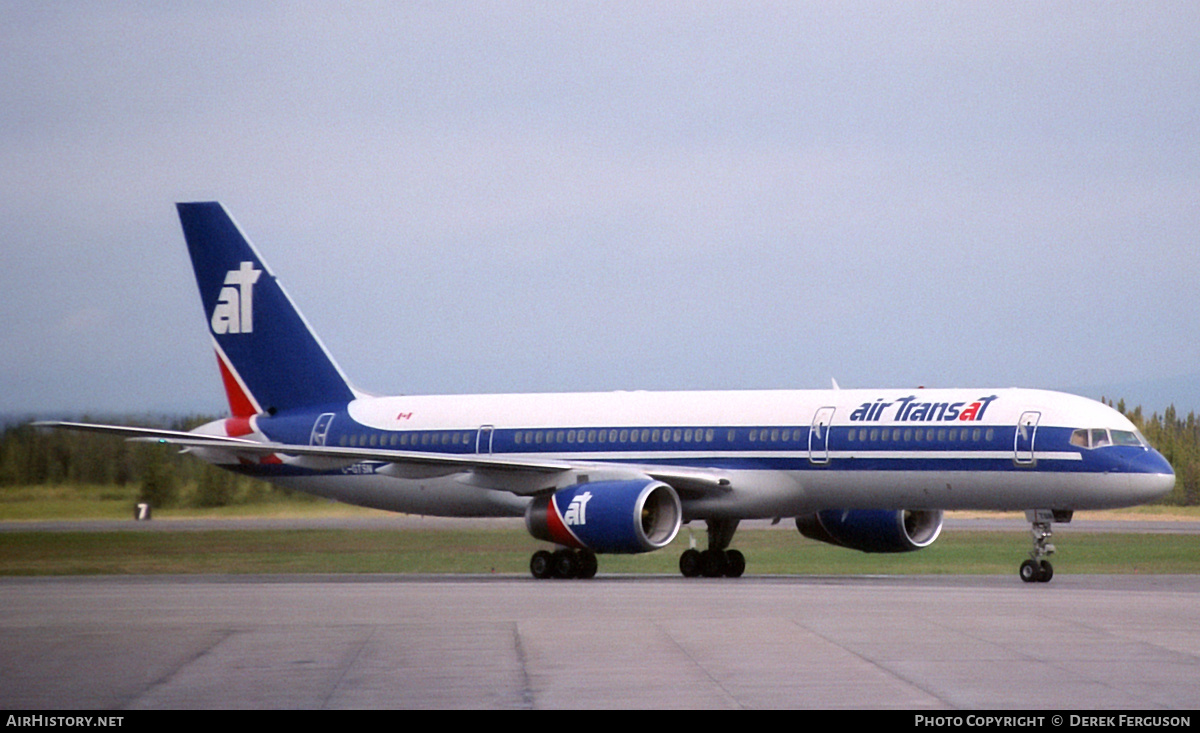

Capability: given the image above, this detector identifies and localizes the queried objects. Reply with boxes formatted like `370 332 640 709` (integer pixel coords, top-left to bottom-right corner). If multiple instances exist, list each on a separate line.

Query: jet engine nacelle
796 509 944 553
525 479 682 554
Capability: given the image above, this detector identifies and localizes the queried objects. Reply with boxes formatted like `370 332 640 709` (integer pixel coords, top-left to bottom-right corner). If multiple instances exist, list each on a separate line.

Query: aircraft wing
32 421 732 495
34 420 571 473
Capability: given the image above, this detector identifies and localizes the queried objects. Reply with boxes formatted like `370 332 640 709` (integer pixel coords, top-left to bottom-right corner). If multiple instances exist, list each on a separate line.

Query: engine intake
526 479 682 554
796 509 943 553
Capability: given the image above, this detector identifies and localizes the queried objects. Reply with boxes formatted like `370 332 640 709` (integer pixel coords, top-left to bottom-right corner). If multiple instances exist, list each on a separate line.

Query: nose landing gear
1020 509 1071 583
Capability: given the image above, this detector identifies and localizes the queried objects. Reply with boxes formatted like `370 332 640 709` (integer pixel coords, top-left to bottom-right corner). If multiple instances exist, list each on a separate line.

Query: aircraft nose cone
1121 449 1175 503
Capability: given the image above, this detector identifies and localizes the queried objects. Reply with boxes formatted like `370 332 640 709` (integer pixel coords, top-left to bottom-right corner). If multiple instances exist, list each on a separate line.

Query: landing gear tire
679 549 702 578
1019 559 1054 583
552 549 578 579
1019 559 1039 583
576 551 598 579
700 549 728 577
725 549 746 578
680 519 746 578
529 549 598 580
680 548 745 578
1036 560 1053 583
530 550 554 579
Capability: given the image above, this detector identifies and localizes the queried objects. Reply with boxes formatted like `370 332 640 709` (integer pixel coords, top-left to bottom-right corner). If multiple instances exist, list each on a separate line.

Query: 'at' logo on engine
563 491 593 526
211 261 262 335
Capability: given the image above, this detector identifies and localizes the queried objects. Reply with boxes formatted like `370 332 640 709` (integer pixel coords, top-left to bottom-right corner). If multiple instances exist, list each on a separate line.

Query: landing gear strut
680 518 745 578
1019 509 1071 583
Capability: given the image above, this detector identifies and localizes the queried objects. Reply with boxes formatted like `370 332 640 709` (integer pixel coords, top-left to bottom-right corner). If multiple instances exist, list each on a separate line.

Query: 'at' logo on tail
177 201 356 416
211 262 262 334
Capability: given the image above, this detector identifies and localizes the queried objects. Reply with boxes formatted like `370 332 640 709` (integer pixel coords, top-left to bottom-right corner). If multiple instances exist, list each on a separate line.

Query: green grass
5 482 1199 523
0 483 141 520
2 527 1198 576
0 482 374 521
3 483 1198 576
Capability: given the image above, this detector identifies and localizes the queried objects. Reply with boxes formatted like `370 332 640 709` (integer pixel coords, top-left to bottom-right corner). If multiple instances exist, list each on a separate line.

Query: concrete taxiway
2 574 1199 709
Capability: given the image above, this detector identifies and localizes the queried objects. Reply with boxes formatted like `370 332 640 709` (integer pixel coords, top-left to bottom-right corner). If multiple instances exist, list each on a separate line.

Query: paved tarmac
2 574 1199 710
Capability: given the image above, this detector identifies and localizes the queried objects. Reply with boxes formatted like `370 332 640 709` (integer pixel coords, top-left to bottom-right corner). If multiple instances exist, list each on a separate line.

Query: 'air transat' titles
849 395 998 423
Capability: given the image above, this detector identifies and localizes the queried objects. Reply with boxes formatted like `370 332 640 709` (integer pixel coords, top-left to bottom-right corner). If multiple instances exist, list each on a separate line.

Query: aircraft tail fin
176 202 357 417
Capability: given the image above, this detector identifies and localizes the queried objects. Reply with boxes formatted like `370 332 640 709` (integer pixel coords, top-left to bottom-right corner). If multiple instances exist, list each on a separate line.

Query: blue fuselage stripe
247 412 1167 478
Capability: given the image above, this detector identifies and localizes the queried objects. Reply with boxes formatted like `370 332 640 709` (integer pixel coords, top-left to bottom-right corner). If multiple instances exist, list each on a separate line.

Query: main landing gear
528 517 749 580
679 518 745 578
1019 509 1072 583
530 548 597 579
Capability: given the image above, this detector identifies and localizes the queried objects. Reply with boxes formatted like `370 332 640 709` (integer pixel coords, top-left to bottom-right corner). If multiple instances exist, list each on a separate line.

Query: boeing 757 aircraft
38 203 1175 582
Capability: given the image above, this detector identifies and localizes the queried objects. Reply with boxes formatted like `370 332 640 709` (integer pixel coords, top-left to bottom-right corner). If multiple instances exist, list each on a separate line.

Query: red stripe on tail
215 349 257 418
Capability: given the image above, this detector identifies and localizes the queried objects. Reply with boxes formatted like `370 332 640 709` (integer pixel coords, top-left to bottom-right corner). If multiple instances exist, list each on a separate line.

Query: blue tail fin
177 202 356 417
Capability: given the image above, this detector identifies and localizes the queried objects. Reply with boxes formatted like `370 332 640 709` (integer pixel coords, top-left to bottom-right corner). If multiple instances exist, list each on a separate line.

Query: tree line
0 415 277 508
1 401 1198 507
1108 399 1200 506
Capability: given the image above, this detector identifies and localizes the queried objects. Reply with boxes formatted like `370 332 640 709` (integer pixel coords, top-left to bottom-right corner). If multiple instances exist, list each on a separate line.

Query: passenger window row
513 427 723 445
336 427 817 449
846 427 995 443
340 431 474 448
334 425 1019 450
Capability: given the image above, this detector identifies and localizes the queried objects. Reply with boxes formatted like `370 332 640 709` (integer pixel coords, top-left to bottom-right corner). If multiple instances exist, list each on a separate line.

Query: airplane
38 202 1176 583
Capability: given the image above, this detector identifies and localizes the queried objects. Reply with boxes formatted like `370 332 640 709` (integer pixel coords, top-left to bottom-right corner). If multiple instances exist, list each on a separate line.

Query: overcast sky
3 2 1198 417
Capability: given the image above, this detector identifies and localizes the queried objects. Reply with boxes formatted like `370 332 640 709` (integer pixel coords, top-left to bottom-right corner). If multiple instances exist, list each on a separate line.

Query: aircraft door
1014 411 1040 466
476 425 494 454
809 407 836 465
310 412 335 446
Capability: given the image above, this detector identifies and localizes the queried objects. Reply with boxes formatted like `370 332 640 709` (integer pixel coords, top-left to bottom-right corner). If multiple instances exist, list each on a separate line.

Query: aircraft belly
795 470 1169 511
680 470 807 520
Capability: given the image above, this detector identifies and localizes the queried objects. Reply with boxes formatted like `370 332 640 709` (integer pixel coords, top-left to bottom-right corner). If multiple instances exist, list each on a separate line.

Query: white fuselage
220 386 1175 519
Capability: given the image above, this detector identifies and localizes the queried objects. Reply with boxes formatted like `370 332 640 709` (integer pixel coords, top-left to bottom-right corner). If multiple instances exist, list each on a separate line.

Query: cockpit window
1111 430 1145 447
1071 427 1147 449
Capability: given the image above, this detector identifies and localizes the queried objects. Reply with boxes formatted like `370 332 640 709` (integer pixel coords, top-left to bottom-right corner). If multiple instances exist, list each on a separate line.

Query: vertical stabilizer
176 202 356 416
